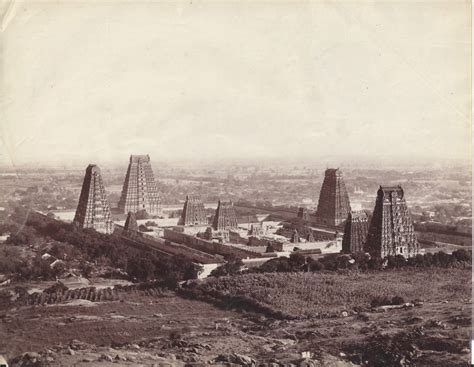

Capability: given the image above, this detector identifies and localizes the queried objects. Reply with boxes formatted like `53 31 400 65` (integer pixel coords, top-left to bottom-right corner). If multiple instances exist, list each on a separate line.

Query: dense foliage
253 249 471 275
7 208 200 285
209 256 244 277
184 268 470 319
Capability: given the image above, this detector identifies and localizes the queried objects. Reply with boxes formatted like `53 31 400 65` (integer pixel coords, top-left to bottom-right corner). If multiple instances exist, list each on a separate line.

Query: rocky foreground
1 287 471 367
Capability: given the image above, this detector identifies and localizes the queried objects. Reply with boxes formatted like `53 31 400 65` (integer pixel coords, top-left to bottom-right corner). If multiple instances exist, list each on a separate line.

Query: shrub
371 296 393 307
44 282 68 294
452 249 471 262
308 259 325 271
391 296 405 305
210 258 244 277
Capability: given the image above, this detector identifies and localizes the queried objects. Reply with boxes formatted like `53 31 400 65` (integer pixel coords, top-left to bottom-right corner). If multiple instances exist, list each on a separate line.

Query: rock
216 353 256 365
358 312 370 321
341 311 348 317
153 313 163 318
46 356 55 362
427 320 447 329
414 301 423 307
82 357 94 362
23 352 40 359
408 316 424 323
131 344 141 349
115 354 127 361
100 354 113 362
67 348 75 355
298 357 317 367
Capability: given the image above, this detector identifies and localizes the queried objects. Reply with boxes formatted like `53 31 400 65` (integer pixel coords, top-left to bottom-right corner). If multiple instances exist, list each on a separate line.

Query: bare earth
1 285 471 366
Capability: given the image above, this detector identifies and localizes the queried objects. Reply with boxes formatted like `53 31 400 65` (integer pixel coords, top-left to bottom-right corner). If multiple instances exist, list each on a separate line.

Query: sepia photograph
0 1 471 366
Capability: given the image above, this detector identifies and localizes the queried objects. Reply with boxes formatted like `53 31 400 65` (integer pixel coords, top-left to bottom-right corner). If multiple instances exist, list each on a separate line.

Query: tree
452 249 471 262
258 257 293 273
308 259 325 271
126 257 156 281
368 257 383 270
210 258 244 277
289 252 306 270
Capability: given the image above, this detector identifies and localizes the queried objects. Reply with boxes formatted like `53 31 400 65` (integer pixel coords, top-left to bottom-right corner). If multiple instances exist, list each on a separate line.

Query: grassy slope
192 268 471 318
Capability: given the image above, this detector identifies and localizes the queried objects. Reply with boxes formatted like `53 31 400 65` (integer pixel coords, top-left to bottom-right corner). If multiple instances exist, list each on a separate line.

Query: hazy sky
0 1 471 167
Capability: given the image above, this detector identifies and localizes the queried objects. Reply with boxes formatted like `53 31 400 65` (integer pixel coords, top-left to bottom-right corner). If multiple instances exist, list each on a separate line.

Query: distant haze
0 1 470 168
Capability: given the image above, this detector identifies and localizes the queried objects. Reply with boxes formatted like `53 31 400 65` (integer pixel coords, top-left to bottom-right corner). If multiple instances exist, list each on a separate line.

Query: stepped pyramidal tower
124 211 138 232
342 210 370 253
73 165 114 234
212 200 238 231
366 185 419 258
315 168 351 226
178 194 207 226
118 155 161 216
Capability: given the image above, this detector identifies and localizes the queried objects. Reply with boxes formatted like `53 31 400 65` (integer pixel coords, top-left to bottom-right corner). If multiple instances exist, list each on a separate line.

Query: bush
44 282 68 294
452 249 471 262
371 296 393 307
258 257 294 273
289 252 306 269
386 255 407 269
210 258 244 277
126 257 156 281
391 296 405 305
308 259 325 271
347 332 417 367
370 295 405 307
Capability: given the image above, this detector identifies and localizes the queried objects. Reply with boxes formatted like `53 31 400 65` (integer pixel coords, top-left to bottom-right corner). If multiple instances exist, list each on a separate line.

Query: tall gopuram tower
366 185 419 258
118 155 161 216
73 165 114 234
212 200 238 231
342 210 370 254
314 168 351 227
178 194 207 226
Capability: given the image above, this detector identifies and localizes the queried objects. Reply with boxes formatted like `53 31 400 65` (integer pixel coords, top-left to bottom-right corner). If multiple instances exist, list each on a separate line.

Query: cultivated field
187 268 471 319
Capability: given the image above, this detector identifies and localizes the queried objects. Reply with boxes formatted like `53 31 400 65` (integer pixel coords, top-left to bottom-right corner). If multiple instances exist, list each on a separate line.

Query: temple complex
178 194 208 226
118 155 161 216
314 168 351 227
73 165 114 234
342 210 370 253
366 185 419 258
212 200 238 231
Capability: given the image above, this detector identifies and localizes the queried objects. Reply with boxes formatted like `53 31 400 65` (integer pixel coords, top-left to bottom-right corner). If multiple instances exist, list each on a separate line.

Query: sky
0 0 471 168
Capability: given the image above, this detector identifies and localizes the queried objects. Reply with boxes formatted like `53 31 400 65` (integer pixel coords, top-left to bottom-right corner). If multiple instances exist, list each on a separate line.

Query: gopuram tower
178 194 208 226
212 200 238 231
314 168 351 227
73 165 114 234
342 210 370 254
118 155 161 216
366 185 419 258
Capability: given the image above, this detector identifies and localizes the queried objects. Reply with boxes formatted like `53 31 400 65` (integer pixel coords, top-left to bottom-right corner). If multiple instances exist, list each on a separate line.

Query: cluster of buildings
72 155 419 261
298 168 419 258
